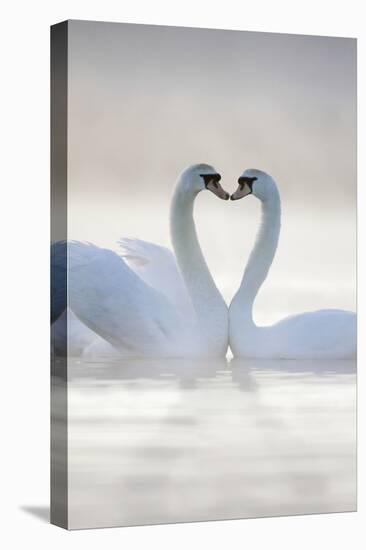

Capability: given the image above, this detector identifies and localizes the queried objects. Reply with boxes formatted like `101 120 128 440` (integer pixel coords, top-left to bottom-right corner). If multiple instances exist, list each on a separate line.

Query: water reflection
66 357 356 529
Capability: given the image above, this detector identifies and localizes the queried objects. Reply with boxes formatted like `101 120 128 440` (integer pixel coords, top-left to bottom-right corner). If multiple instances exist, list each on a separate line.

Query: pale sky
67 20 356 321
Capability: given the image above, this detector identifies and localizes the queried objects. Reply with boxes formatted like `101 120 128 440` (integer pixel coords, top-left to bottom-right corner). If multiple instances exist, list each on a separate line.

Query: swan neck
234 192 281 326
170 185 227 346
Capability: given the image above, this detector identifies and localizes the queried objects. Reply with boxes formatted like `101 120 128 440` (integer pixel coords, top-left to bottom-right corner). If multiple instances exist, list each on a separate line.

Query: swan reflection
64 356 356 529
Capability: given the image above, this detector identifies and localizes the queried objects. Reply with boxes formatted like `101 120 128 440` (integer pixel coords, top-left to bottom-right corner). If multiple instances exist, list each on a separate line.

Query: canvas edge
50 20 69 530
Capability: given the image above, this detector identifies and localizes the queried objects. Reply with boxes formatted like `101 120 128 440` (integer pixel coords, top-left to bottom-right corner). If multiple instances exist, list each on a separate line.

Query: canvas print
51 20 357 530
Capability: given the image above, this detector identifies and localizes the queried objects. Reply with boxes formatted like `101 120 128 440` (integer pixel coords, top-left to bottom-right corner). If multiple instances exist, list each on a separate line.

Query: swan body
68 164 229 358
229 169 356 359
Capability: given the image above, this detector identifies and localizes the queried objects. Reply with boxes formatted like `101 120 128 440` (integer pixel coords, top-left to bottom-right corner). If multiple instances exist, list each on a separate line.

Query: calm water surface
64 357 356 529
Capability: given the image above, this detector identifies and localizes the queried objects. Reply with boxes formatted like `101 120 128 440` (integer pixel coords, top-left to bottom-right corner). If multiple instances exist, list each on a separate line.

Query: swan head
231 169 278 202
179 164 230 200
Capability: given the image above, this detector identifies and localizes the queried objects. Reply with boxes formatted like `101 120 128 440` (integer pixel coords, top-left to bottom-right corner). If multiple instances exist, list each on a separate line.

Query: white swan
229 169 356 359
68 164 230 358
52 234 216 358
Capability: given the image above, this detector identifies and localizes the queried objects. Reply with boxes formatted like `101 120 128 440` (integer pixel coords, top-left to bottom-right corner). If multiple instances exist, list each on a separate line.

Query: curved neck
232 191 281 328
170 185 227 335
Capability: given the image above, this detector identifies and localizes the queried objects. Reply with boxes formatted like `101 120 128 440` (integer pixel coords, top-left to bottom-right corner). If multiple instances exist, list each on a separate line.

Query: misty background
67 20 356 323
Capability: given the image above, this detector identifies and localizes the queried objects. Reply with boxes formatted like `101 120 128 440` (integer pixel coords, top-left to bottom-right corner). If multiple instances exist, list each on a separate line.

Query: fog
67 20 356 322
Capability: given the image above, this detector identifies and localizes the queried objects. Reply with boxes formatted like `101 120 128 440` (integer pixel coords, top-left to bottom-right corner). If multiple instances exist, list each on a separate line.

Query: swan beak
230 184 252 201
206 179 230 200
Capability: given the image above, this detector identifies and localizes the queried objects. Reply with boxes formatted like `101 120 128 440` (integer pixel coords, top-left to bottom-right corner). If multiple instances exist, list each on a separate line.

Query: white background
0 1 364 548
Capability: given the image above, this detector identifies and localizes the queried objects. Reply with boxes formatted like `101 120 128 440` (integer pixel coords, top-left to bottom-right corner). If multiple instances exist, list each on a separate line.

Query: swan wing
118 238 194 317
68 241 189 356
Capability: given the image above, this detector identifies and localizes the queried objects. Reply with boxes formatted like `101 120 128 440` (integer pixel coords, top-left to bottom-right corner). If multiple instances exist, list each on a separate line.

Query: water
64 357 356 529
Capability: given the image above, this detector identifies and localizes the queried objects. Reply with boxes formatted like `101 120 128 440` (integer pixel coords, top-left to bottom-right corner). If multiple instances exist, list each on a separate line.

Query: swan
51 235 212 358
229 169 356 359
68 164 230 358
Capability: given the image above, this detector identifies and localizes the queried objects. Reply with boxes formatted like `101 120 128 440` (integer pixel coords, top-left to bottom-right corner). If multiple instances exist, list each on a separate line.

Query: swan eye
238 176 257 190
200 173 221 188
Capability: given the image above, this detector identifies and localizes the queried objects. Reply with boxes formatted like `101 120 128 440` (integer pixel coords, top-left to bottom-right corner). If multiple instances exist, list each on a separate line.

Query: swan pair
54 164 356 359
